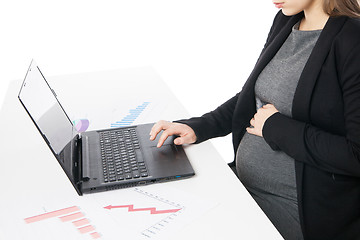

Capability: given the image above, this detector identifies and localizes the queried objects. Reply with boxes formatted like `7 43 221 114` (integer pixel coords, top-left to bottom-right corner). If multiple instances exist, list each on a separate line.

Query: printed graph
133 188 186 238
24 206 101 239
111 102 150 128
93 186 188 239
13 185 215 240
103 204 182 215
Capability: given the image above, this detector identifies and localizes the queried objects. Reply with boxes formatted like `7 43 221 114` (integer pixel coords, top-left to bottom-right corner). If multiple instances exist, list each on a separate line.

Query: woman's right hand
149 120 197 148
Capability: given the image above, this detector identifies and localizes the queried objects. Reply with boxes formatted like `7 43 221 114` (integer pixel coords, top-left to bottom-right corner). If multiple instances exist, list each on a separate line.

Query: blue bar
125 115 139 118
111 125 130 128
110 101 151 128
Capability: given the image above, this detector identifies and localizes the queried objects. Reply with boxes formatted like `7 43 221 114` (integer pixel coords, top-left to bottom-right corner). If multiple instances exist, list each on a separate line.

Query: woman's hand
246 104 279 137
149 120 197 148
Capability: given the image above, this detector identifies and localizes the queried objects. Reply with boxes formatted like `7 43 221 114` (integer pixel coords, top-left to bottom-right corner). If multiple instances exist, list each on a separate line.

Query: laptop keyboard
99 128 149 183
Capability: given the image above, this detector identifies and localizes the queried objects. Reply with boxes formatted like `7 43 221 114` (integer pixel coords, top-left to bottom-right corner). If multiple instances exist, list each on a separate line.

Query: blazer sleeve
175 93 240 143
175 11 285 144
262 44 360 177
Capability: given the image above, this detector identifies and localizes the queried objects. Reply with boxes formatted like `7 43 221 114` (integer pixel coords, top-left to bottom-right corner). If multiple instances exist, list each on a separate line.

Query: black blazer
177 11 360 239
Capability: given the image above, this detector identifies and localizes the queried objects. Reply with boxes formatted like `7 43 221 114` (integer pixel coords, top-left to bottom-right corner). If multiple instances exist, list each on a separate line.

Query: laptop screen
18 61 77 155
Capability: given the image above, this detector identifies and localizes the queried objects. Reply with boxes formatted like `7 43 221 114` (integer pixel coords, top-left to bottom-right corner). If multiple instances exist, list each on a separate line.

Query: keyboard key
100 128 148 183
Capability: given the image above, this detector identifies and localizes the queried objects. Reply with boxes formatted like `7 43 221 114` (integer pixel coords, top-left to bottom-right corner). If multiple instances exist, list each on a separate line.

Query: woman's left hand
246 104 279 137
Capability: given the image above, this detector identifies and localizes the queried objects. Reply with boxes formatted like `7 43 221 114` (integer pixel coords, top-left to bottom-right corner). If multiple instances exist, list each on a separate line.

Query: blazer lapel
292 16 347 122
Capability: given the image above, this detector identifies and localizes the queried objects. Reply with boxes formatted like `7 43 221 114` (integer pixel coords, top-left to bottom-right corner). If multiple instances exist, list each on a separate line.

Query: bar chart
110 102 150 128
24 206 101 239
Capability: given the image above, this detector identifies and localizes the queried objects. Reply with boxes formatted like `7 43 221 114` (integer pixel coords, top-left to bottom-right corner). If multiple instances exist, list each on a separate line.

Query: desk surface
0 67 282 239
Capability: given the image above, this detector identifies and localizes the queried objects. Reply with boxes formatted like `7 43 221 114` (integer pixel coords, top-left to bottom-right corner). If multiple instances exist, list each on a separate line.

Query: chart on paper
71 101 153 132
85 185 216 240
70 99 173 133
10 185 216 240
48 67 190 133
24 206 101 239
110 101 150 128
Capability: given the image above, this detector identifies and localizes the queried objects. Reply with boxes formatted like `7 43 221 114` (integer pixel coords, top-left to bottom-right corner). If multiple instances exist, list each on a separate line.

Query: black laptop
18 60 195 195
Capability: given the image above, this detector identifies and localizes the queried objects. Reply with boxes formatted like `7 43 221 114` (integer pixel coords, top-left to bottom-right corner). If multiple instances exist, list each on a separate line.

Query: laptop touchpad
151 144 177 162
148 143 193 177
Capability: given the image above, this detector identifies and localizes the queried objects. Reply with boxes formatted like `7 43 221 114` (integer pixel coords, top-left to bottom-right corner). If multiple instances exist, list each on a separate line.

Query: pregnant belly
236 132 297 199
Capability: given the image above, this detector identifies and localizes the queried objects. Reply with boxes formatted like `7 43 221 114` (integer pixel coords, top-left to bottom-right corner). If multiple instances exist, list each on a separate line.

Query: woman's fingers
150 121 197 148
262 104 274 109
157 128 174 148
149 120 170 141
174 132 195 145
250 117 255 126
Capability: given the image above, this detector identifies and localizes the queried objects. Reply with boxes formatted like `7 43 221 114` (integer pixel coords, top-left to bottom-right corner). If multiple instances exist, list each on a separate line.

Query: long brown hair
323 0 360 18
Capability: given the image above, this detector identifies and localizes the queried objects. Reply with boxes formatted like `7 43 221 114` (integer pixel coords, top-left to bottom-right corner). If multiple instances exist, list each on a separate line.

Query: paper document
1 185 217 240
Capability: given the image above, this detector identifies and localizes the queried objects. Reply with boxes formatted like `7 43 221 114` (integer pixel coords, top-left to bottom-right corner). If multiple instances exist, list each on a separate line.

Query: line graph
103 204 182 214
132 188 186 238
24 206 101 239
14 186 215 240
96 187 187 239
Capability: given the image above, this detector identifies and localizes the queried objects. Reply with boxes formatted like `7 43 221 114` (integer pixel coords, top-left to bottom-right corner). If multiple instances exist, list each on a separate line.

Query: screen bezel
18 60 82 195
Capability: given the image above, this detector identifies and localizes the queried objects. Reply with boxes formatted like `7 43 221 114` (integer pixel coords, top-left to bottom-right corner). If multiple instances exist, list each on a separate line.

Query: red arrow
104 204 181 214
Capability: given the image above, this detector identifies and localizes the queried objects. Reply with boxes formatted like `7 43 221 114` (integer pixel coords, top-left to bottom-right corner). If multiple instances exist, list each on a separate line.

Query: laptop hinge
75 134 89 184
81 134 91 182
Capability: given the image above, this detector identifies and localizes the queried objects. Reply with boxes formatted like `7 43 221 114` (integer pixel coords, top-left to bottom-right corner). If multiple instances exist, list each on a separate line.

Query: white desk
0 67 282 239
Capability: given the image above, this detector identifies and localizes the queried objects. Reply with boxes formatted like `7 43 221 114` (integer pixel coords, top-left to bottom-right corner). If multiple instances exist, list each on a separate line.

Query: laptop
18 60 195 195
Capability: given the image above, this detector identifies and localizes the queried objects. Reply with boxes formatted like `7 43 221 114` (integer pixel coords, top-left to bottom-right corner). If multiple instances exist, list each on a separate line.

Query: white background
0 0 278 162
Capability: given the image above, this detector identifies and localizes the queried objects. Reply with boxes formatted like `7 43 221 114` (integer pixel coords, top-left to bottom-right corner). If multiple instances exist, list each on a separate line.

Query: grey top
236 22 321 240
